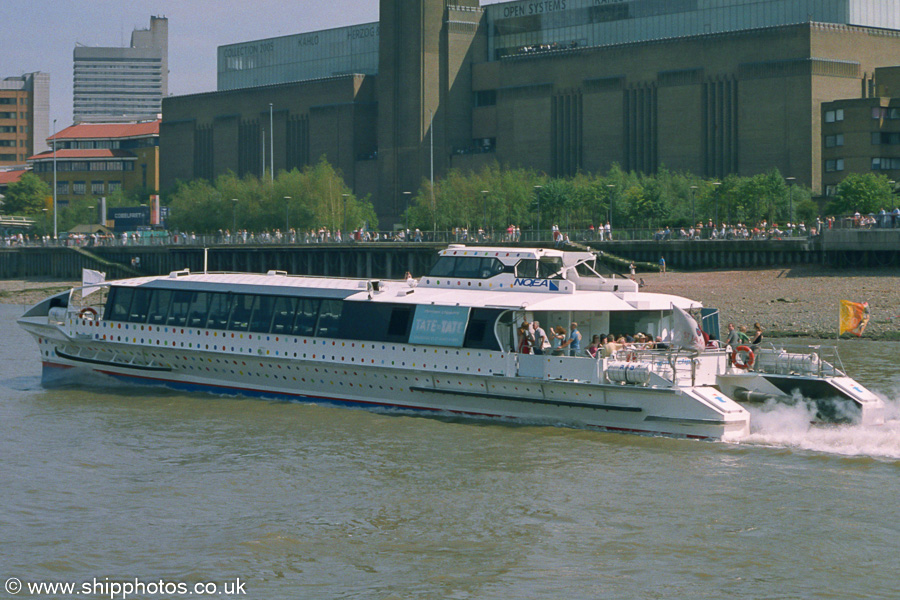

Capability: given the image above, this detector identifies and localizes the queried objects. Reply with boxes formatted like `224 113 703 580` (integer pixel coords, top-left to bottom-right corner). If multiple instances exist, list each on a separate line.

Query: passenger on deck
566 322 582 356
517 322 532 354
725 323 740 348
586 335 601 358
532 320 549 355
751 323 764 346
550 326 567 355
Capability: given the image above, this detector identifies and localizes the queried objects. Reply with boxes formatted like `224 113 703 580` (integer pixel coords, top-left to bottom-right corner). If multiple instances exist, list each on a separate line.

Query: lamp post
481 190 488 239
88 206 95 226
284 196 291 232
785 176 796 229
342 193 350 237
269 103 274 183
231 198 238 237
42 207 48 237
689 185 698 228
534 185 542 242
711 182 722 228
606 184 615 231
52 118 57 240
401 191 411 240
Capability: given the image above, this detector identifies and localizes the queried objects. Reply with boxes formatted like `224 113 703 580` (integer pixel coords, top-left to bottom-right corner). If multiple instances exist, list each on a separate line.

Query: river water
2 304 899 599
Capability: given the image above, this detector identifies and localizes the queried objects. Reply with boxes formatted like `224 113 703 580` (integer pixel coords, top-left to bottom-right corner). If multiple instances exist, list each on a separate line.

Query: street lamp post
711 182 722 229
52 118 57 240
42 208 48 238
690 185 698 228
342 193 350 237
534 185 542 242
231 198 238 237
269 103 274 183
785 176 796 230
401 191 411 240
606 184 615 232
284 196 291 233
480 190 488 239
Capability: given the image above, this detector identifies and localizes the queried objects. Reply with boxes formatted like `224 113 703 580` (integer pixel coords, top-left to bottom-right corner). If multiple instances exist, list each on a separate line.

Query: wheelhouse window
428 256 505 279
186 292 212 328
316 299 343 338
292 298 320 336
147 289 172 325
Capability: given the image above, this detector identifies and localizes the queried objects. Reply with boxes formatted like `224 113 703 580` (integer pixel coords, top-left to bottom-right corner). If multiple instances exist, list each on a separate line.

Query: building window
872 157 900 170
825 159 844 172
872 132 900 145
825 109 845 123
0 154 16 161
91 181 105 195
108 181 122 192
72 181 86 195
474 90 497 107
56 181 69 195
825 185 837 197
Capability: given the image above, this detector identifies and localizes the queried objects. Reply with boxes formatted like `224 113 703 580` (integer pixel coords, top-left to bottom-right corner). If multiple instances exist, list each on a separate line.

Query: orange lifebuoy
731 345 755 369
79 307 98 320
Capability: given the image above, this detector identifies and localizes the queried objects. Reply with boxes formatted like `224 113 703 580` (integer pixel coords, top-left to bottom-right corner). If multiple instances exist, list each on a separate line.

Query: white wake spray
740 388 900 460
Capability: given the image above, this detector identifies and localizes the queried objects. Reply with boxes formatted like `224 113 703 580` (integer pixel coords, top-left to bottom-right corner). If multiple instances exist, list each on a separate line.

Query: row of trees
405 163 897 233
165 159 378 234
2 157 896 235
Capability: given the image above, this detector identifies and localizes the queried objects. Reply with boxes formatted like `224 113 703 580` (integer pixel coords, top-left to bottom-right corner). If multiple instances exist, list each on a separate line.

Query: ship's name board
514 278 560 291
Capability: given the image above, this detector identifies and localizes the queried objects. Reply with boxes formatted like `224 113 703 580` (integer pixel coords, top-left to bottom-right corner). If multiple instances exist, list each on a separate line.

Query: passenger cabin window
293 298 320 336
101 285 503 349
316 299 343 338
205 293 233 329
166 291 193 327
249 295 276 333
428 256 505 279
147 289 173 325
271 297 297 334
228 294 255 331
575 261 600 277
187 292 212 328
128 288 152 322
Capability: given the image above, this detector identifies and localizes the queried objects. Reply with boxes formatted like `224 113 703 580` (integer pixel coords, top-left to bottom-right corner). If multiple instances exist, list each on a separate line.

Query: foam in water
741 388 900 460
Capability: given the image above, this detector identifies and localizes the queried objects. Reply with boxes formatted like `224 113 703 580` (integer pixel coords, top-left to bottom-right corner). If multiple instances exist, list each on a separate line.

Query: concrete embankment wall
1 233 898 280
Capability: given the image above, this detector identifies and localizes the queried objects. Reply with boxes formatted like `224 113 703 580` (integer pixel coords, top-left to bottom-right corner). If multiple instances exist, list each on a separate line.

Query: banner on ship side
409 305 470 347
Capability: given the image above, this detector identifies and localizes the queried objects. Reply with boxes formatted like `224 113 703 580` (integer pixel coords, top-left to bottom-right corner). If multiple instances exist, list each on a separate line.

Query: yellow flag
839 300 869 337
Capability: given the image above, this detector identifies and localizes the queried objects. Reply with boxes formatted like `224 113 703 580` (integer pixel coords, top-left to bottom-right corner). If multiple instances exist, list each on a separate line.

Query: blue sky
5 0 507 130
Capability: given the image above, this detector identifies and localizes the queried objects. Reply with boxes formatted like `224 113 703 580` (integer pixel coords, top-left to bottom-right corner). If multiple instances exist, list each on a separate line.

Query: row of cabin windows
103 287 503 350
105 287 343 338
428 256 564 279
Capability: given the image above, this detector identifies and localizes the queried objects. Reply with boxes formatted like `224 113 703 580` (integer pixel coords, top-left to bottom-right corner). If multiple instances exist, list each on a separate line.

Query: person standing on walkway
659 256 666 274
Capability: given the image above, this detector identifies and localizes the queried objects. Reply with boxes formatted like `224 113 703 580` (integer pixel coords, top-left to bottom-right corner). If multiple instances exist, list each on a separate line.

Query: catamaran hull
34 342 749 442
716 373 885 425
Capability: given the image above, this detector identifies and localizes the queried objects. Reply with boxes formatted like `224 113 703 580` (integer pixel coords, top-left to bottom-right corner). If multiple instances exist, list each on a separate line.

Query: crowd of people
515 318 767 361
652 220 815 241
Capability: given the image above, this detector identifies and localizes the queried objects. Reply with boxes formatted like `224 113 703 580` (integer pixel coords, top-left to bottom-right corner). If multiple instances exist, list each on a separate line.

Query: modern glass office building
486 0 900 60
164 0 900 224
217 23 380 91
73 16 168 123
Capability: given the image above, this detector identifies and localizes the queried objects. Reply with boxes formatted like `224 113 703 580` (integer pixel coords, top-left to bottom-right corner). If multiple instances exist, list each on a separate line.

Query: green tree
828 172 894 216
2 172 50 215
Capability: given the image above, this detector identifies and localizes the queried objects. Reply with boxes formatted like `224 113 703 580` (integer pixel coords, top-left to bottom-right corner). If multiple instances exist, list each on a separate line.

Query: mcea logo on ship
514 278 559 291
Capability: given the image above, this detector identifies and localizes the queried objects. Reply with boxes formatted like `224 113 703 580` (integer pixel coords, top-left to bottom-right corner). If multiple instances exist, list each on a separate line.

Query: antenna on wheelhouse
203 248 208 274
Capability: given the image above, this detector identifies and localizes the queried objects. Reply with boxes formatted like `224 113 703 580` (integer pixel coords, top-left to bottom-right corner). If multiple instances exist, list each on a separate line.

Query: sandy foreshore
3 266 899 339
640 265 900 340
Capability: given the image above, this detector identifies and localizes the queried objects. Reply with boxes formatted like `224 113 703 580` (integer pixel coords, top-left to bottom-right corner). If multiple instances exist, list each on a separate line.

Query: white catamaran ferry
18 246 884 441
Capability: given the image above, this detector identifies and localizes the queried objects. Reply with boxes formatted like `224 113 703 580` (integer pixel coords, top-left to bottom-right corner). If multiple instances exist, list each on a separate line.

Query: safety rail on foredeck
746 343 844 378
514 347 727 387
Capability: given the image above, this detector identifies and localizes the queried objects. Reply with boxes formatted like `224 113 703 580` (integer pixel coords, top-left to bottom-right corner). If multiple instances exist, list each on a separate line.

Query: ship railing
744 342 844 377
